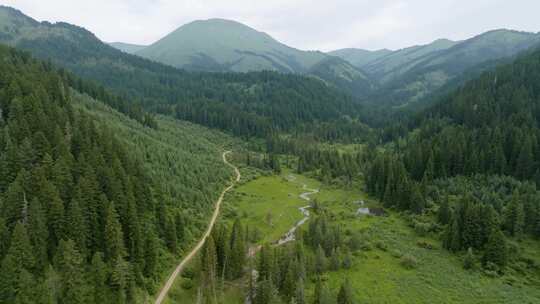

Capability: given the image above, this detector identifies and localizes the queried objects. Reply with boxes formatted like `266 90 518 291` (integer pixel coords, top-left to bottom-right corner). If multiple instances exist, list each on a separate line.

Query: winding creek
276 184 319 245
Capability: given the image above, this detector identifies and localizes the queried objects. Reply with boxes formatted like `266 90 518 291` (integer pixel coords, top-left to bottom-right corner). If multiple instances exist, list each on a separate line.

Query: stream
276 183 319 246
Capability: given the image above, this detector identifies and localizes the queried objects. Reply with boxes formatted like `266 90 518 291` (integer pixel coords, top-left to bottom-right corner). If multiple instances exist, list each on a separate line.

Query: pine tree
143 232 158 278
0 254 18 302
14 269 35 304
312 277 333 304
27 199 49 271
444 214 461 252
54 239 86 303
438 196 451 225
410 183 425 214
229 219 246 279
66 197 87 255
342 248 353 269
329 248 341 271
463 247 474 270
337 278 355 304
104 202 126 263
504 193 525 237
315 245 326 274
8 221 35 270
89 252 107 304
201 236 218 304
295 278 306 304
483 229 507 269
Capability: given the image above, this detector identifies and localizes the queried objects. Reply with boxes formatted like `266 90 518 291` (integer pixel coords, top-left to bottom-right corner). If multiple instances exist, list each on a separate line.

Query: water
276 184 318 245
356 200 371 215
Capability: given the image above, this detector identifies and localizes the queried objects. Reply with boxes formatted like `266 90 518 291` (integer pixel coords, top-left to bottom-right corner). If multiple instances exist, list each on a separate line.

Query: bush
391 249 403 258
414 221 431 236
375 240 388 251
416 240 435 250
181 267 195 279
181 279 194 290
400 255 418 269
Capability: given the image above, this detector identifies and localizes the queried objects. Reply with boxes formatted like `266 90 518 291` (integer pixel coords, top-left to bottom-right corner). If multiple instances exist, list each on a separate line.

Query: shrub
417 240 435 250
400 255 418 269
391 249 403 258
181 267 195 279
375 240 388 251
181 279 194 290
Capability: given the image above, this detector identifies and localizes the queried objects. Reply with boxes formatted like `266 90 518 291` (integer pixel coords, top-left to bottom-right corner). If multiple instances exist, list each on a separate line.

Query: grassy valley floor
164 167 540 303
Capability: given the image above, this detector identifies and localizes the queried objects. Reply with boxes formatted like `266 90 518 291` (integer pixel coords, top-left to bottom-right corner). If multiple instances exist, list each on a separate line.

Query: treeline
266 136 366 185
0 45 180 302
395 46 540 183
248 215 356 304
198 215 357 304
433 175 540 270
198 220 247 303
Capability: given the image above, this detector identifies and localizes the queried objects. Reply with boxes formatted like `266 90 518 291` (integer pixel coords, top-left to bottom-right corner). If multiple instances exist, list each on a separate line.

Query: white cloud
1 0 539 51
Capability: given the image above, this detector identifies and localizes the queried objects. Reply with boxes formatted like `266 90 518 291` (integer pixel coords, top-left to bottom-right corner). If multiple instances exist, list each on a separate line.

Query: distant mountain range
108 17 540 105
1 4 539 106
330 31 540 105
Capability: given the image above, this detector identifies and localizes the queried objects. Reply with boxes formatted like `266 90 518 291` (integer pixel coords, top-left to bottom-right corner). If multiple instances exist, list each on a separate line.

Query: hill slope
0 43 237 303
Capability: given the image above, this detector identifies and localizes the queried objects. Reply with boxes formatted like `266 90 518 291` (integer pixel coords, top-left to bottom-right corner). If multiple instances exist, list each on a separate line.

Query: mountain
0 6 374 140
125 18 374 96
328 48 392 68
331 31 540 106
136 18 323 72
108 41 146 54
383 30 540 104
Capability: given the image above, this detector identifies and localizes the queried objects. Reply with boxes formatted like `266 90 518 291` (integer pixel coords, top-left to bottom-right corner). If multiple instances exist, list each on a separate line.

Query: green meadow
166 168 540 303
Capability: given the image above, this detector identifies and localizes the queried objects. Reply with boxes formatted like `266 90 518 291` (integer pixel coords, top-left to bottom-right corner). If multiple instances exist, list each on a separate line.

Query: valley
161 161 540 303
1 3 540 304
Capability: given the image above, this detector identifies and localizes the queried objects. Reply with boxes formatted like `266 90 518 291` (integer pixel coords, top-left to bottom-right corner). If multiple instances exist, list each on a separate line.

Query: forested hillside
0 44 236 303
362 45 540 274
332 30 540 106
0 6 374 140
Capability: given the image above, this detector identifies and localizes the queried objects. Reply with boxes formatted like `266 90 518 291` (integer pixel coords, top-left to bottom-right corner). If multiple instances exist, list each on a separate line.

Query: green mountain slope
130 18 374 96
0 43 237 302
136 18 324 72
108 42 146 54
332 31 540 106
362 38 459 82
382 30 540 104
0 6 375 140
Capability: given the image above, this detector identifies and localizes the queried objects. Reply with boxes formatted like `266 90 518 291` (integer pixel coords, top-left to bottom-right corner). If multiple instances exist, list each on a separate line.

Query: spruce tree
89 252 107 304
55 239 86 304
463 247 474 270
337 278 355 304
438 196 451 225
229 219 246 279
483 229 507 269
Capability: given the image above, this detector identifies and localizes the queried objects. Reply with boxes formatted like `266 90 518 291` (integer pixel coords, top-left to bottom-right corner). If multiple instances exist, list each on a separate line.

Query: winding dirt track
154 151 240 304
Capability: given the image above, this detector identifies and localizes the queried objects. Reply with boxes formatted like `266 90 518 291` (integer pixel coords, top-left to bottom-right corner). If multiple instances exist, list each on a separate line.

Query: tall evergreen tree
337 279 355 304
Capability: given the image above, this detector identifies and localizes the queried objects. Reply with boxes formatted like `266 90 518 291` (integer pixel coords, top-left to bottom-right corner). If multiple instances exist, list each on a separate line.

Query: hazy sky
2 0 540 51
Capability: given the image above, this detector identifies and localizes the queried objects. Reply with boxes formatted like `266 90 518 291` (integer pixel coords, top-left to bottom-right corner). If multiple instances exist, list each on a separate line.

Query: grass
221 169 320 244
222 168 540 304
309 193 540 304
162 164 540 303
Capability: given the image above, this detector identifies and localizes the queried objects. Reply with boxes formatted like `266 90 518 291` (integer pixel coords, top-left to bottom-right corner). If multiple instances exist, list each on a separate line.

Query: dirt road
154 150 240 304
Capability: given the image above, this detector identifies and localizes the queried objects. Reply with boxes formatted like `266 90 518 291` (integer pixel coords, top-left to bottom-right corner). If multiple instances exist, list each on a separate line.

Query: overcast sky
2 0 540 51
